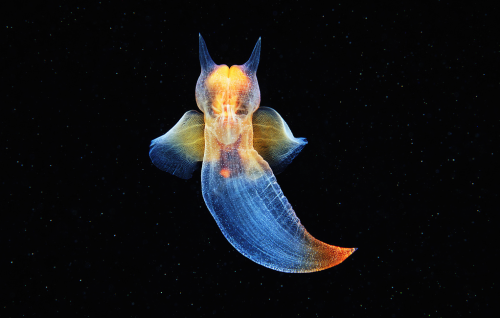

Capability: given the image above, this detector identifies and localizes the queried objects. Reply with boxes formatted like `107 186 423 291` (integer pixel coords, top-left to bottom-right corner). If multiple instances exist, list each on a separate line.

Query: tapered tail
201 157 356 273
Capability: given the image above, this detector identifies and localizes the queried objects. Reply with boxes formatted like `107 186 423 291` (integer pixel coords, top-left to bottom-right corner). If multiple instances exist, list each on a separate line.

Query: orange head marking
207 65 250 117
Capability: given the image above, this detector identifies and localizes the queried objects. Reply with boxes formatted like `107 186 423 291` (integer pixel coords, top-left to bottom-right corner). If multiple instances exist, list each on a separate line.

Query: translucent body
149 35 356 272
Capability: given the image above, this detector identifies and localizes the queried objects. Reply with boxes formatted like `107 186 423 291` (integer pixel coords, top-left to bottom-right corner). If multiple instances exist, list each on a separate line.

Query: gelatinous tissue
149 35 356 273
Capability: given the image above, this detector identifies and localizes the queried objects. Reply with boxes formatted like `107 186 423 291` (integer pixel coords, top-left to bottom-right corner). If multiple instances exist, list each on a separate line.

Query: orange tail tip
302 238 357 272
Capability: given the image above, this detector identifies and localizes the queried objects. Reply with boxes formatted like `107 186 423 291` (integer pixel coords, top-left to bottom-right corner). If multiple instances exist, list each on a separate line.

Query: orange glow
207 65 250 116
220 168 231 178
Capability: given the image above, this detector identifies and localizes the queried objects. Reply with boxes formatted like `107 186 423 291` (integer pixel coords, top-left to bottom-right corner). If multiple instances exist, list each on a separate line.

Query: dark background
3 1 497 317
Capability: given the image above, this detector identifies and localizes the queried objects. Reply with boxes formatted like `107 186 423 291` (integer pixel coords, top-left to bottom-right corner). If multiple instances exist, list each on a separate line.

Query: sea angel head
195 35 261 123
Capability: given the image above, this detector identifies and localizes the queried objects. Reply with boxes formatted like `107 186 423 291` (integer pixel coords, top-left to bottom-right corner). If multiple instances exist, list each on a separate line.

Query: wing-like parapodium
149 110 205 179
253 107 307 175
